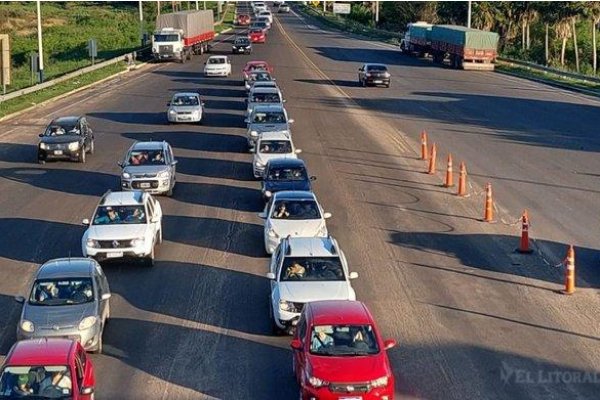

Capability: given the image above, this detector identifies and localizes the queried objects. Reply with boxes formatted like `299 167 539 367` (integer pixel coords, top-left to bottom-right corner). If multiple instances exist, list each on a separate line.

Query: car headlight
20 320 34 333
131 237 145 247
168 109 176 115
371 376 389 388
264 190 272 198
250 130 258 137
68 141 80 151
39 143 48 150
307 374 328 388
384 72 391 77
268 227 279 238
78 316 97 331
279 299 295 312
158 170 170 178
86 238 99 248
122 172 131 179
255 161 264 167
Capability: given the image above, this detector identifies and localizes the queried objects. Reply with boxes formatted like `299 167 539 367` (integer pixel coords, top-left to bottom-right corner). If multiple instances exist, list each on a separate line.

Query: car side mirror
349 272 359 280
82 218 90 225
310 176 316 181
282 99 287 103
101 293 112 300
80 387 94 395
288 119 294 124
38 133 44 137
14 296 25 304
290 339 303 351
295 149 302 154
265 272 276 280
323 212 332 219
172 160 178 166
203 62 206 65
201 101 206 106
258 212 267 219
383 339 397 350
151 216 160 223
166 102 170 106
117 161 123 168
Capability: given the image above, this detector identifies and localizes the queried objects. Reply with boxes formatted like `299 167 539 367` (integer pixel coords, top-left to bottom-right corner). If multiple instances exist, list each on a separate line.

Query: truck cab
152 28 185 61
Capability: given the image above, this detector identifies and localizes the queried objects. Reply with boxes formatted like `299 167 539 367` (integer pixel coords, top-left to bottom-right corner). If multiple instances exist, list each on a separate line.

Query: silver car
119 140 178 196
245 87 285 117
15 257 111 353
245 104 294 151
167 92 205 124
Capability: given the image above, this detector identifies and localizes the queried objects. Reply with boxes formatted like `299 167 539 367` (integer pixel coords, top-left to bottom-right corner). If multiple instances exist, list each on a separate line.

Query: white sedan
259 191 331 254
204 55 232 77
167 92 204 124
253 130 300 178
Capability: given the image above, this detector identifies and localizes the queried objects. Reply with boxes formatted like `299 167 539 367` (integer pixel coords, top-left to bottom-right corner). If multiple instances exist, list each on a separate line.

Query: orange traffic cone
444 154 453 187
563 245 576 295
420 131 428 160
518 210 533 253
483 183 494 222
457 162 467 196
427 143 437 174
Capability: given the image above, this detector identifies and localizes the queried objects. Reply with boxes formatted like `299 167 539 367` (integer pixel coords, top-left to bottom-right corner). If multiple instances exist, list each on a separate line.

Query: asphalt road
0 7 599 400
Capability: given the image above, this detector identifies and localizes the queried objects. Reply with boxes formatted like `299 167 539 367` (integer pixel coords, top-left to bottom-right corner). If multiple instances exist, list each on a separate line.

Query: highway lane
0 10 598 400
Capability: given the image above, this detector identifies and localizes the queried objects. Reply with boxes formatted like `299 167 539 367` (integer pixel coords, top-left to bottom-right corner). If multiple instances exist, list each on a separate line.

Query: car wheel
78 149 86 163
166 185 173 197
361 79 366 87
89 140 95 155
269 303 283 335
158 228 163 244
105 303 111 320
386 83 391 88
38 158 45 165
146 245 155 267
94 332 103 354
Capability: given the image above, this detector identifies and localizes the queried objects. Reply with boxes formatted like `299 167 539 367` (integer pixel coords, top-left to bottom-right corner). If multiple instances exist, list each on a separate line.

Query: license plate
179 116 190 120
374 80 383 83
106 252 123 258
340 397 362 400
54 150 63 155
140 182 151 188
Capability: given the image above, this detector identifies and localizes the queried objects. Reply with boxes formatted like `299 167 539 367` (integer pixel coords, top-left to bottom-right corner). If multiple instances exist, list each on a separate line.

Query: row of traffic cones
419 130 576 295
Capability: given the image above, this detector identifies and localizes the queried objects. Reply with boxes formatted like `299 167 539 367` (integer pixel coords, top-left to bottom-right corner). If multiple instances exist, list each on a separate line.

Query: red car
291 300 397 400
0 339 95 399
249 29 266 44
242 60 273 80
237 14 251 26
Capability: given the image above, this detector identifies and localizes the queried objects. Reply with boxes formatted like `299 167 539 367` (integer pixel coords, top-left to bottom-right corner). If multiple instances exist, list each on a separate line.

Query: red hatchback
237 14 251 26
249 29 266 43
291 300 397 400
242 60 273 80
0 339 95 399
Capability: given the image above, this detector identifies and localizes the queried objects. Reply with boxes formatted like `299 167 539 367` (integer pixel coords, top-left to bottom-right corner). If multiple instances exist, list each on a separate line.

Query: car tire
94 332 103 354
78 149 86 163
361 79 366 87
386 83 391 88
38 159 45 164
146 245 155 267
269 303 283 336
158 228 163 244
166 185 173 197
89 140 95 155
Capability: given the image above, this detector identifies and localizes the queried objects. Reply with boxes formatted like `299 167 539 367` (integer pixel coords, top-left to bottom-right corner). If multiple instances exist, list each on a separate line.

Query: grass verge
215 4 235 34
0 62 129 119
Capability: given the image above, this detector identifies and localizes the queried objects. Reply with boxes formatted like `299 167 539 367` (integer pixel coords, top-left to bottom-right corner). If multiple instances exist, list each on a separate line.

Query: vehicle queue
0 2 397 399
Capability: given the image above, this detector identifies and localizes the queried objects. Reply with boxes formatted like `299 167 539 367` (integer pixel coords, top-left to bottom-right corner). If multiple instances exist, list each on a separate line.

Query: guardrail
497 57 600 84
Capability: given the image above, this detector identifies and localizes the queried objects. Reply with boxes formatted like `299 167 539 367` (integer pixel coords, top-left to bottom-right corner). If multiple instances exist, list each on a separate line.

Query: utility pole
195 1 198 10
139 1 144 46
157 0 160 16
375 1 379 25
36 0 44 83
467 1 472 29
323 1 326 12
203 1 206 10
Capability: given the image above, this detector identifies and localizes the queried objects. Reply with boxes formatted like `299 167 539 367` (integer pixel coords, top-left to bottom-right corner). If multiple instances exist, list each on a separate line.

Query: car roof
37 258 94 280
308 300 373 326
273 190 315 201
100 190 146 206
251 87 279 94
52 116 80 125
246 60 269 66
252 81 278 88
208 55 227 59
6 339 74 365
258 130 291 140
267 158 305 167
173 92 199 97
365 63 388 68
253 104 284 112
131 141 166 151
286 237 338 257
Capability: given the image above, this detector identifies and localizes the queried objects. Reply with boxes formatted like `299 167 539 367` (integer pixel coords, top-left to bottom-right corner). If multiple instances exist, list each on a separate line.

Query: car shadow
0 294 20 355
162 215 265 258
177 156 253 181
120 131 247 153
202 112 247 129
295 78 360 88
172 86 247 98
0 143 39 164
206 98 247 111
87 112 167 126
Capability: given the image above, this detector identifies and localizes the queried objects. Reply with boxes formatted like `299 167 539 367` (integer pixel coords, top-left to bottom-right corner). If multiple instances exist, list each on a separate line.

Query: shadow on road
177 156 254 181
0 143 38 164
295 78 359 88
121 131 247 153
87 111 167 126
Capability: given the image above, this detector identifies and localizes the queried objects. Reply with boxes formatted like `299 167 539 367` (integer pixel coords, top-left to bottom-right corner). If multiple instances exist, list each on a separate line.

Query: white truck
152 10 215 63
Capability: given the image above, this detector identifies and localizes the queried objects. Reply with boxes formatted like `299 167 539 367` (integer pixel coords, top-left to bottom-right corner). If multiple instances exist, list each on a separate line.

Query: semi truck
399 22 432 57
401 23 499 71
152 10 215 63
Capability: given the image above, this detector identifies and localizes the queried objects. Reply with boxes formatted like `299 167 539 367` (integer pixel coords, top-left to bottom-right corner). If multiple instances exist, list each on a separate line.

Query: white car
266 236 358 334
82 190 163 266
259 191 330 254
204 55 232 77
248 81 280 98
253 131 300 178
167 92 204 124
253 2 267 13
245 86 285 117
258 10 273 24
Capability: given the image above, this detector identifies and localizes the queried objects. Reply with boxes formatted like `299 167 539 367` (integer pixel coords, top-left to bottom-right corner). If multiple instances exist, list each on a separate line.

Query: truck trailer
430 25 499 70
152 10 215 63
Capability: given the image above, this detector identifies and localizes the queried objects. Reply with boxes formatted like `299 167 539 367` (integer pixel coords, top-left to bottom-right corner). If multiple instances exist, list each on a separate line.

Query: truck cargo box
409 24 432 42
431 25 499 50
156 10 215 45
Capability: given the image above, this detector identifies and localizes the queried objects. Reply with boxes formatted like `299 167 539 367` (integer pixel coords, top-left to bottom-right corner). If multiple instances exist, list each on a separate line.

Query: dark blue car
261 158 315 201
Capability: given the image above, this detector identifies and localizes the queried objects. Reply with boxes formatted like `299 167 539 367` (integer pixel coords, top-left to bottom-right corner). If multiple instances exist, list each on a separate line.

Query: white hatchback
253 131 300 178
259 191 331 254
204 55 232 77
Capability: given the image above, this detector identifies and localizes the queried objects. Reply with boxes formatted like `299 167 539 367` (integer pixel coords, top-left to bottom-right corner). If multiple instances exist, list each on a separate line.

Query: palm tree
534 2 557 65
472 1 499 31
585 1 600 73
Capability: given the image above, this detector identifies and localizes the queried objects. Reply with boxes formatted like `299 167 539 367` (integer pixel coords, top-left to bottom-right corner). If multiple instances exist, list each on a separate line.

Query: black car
261 158 316 201
358 63 391 88
232 37 252 54
37 116 95 164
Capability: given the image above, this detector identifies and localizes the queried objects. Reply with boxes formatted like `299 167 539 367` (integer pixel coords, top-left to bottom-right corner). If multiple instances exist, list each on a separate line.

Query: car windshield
309 324 380 356
270 199 321 220
235 38 250 45
266 166 307 181
92 205 147 225
44 123 79 136
172 95 199 106
0 365 72 398
259 140 292 154
251 93 281 103
127 149 166 165
368 65 388 72
28 278 93 306
248 64 267 71
254 22 267 27
250 29 264 35
280 257 344 281
208 57 226 64
252 111 285 123
154 34 179 42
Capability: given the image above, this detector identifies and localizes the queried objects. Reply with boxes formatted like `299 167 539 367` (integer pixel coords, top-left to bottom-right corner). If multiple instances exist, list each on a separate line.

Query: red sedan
237 13 250 26
249 28 266 44
291 300 397 400
0 339 96 399
242 60 273 80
